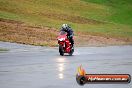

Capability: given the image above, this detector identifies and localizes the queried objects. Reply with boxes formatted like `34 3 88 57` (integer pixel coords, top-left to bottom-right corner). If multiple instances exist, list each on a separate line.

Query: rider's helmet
62 24 68 30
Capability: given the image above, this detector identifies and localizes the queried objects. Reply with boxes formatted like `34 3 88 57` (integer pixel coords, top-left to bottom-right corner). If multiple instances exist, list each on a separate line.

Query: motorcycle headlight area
59 38 65 41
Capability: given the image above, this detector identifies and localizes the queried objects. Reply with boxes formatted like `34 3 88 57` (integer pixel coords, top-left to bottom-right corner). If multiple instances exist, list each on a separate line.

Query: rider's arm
69 28 74 37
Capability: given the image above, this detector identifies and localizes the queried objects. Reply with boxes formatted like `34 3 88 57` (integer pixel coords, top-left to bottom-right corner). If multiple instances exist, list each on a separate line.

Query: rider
60 24 74 47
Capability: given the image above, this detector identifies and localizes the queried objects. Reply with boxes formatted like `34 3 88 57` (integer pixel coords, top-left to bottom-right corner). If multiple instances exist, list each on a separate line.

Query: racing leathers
60 26 74 47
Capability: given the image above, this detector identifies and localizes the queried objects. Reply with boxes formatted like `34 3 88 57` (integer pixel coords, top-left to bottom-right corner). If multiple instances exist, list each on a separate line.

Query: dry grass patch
75 32 132 46
0 18 58 46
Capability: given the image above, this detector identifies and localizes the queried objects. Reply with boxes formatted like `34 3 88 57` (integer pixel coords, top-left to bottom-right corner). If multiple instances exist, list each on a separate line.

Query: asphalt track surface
0 41 132 88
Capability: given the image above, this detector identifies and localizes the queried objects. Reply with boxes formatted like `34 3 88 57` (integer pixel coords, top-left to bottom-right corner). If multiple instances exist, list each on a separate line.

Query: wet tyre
69 47 74 56
59 45 64 56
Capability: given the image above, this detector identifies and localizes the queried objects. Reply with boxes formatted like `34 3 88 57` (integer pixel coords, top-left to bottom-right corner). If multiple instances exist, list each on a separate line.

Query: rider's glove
69 35 73 38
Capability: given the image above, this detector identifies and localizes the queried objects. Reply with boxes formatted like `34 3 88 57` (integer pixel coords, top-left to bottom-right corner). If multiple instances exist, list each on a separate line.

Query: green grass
0 0 132 39
82 0 132 25
0 48 9 51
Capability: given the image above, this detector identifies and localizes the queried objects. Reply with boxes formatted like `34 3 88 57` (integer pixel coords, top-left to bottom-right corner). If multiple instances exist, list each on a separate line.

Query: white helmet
62 24 68 29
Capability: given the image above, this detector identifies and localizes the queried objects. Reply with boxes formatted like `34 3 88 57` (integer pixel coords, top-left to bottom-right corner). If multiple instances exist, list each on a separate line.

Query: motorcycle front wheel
59 45 64 56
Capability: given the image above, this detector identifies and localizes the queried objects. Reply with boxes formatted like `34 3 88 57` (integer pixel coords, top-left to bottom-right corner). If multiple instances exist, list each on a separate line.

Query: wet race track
0 41 132 88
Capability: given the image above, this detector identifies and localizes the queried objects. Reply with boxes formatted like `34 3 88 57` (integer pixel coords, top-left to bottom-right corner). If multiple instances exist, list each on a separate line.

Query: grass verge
0 18 131 47
0 48 9 51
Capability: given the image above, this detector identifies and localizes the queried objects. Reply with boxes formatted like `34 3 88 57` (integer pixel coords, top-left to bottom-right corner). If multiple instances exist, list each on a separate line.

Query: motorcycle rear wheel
69 47 74 56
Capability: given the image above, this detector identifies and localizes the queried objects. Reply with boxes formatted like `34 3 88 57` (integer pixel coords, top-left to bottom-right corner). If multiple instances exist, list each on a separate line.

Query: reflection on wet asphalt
0 41 132 88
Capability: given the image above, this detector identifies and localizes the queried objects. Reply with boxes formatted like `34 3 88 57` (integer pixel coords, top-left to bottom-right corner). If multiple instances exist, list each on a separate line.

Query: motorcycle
57 31 74 56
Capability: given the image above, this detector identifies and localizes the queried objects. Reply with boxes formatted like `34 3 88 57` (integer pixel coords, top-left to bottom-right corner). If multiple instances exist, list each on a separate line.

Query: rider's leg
69 37 74 47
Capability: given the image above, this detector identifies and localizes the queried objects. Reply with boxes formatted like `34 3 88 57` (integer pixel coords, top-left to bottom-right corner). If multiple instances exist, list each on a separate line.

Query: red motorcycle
57 31 74 56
